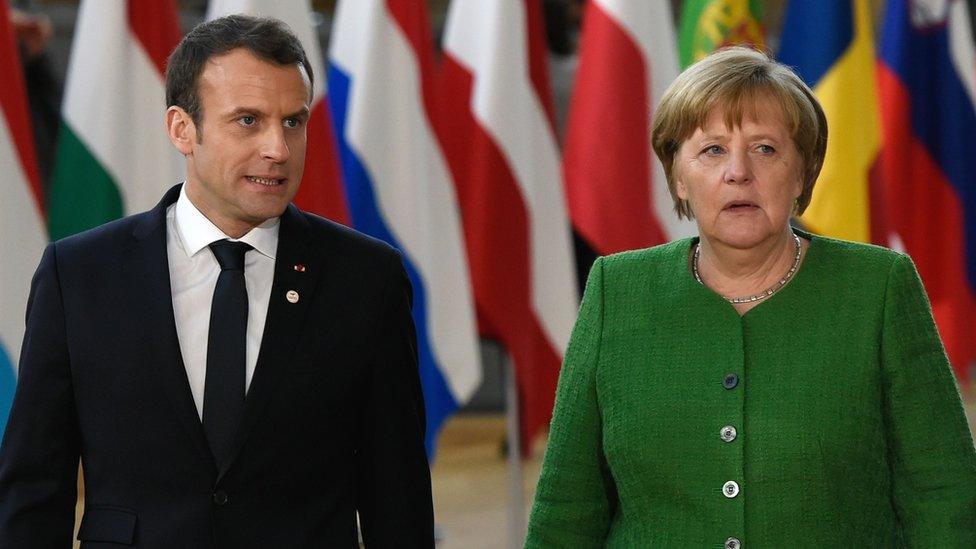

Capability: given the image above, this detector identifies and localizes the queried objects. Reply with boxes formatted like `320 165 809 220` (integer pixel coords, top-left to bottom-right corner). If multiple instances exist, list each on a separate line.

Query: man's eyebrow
224 106 264 118
223 106 311 120
286 106 311 120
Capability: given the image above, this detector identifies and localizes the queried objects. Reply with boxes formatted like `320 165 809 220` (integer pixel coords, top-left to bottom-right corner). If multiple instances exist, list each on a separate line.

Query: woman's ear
675 178 689 201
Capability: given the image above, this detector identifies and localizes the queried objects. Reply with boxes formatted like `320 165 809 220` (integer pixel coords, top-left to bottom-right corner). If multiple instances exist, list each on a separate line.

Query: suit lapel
218 204 321 479
123 184 218 477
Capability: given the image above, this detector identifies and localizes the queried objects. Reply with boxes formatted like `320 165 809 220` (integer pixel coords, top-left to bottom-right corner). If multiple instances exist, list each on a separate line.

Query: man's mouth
245 175 285 186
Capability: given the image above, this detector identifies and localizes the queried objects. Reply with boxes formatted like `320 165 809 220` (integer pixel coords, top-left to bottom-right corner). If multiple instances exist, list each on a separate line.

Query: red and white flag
438 0 579 451
565 0 694 271
0 0 47 428
207 0 349 225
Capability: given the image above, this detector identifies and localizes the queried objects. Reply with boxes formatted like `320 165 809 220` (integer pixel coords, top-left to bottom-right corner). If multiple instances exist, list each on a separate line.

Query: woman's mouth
724 201 759 212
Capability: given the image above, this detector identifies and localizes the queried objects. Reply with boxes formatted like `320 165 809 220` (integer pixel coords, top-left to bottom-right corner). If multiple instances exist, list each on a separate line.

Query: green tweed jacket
526 234 976 548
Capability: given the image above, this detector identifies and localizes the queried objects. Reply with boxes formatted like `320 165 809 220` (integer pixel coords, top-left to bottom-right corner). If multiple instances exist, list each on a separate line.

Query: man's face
169 48 311 237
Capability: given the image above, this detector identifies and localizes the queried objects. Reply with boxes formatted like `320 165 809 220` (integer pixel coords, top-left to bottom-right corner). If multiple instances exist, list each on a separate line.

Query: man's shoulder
53 210 156 259
295 209 399 263
51 201 404 270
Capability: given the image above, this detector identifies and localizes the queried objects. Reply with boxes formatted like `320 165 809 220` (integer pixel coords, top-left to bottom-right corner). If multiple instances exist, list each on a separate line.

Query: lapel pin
286 290 300 304
293 264 306 272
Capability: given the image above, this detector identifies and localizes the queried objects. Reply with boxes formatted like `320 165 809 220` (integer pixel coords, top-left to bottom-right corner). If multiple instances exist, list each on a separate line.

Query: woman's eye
757 144 775 154
702 145 723 155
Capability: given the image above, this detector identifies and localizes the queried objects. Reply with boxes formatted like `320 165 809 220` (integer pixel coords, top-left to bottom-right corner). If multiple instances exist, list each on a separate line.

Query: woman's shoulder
805 231 908 273
599 238 694 276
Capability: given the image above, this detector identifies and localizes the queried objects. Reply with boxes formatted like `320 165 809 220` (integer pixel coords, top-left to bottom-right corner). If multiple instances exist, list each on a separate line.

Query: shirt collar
174 184 279 260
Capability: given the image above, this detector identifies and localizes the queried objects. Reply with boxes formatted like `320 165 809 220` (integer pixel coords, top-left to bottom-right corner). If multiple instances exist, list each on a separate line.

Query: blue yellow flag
779 0 881 243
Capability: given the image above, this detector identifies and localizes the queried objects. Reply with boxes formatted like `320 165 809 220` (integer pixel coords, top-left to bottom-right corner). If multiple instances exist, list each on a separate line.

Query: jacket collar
127 184 322 479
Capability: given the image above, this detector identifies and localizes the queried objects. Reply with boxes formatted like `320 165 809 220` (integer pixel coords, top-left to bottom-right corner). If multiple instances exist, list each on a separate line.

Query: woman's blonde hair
651 46 827 219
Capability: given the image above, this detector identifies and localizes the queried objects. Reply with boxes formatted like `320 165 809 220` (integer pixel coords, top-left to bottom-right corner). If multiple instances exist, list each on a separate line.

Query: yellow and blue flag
779 0 882 243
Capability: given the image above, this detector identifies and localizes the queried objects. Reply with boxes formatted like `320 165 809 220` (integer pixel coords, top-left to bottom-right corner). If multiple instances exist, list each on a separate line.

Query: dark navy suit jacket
0 184 434 548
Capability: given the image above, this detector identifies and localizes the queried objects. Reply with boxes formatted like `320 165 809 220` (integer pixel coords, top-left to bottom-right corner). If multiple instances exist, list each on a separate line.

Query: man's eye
757 144 775 154
283 118 301 129
238 116 256 126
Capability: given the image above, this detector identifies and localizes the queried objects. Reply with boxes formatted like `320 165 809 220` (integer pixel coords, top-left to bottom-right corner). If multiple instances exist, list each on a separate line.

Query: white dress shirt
166 186 279 419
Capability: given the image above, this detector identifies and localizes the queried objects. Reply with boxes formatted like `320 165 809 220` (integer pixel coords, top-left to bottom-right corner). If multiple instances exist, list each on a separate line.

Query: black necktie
204 239 252 467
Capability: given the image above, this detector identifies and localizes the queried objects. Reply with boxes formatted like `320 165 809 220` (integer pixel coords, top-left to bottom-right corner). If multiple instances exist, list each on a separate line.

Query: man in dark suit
0 15 434 548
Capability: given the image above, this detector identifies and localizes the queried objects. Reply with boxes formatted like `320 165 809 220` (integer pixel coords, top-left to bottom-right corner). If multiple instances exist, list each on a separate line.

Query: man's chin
239 199 291 226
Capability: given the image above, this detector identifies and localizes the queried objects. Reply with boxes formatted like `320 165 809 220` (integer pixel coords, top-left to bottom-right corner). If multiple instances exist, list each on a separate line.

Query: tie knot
209 240 252 271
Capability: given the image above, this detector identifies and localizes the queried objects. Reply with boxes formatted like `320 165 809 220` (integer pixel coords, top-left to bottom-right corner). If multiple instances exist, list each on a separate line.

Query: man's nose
260 125 290 163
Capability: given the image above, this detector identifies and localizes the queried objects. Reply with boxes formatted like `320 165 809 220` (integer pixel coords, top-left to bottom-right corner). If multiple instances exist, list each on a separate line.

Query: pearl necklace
693 233 802 304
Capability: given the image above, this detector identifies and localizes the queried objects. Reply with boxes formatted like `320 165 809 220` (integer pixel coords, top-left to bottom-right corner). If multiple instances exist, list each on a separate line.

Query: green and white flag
49 0 183 239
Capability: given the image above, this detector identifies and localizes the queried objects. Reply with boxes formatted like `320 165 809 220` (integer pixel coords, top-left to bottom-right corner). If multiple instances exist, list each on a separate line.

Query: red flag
0 0 42 209
565 0 694 271
438 0 579 451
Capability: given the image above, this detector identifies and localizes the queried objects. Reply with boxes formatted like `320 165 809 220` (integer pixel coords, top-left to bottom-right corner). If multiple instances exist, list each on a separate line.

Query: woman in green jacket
526 46 976 548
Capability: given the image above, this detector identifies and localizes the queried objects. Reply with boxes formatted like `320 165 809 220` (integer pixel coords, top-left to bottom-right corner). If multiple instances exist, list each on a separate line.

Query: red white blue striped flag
877 0 976 381
328 0 481 456
0 0 47 432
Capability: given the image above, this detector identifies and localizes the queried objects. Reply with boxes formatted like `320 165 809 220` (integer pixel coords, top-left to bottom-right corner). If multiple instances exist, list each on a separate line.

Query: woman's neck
696 229 804 314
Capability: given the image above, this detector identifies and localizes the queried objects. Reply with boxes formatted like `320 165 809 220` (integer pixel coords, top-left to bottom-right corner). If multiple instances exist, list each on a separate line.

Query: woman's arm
525 257 616 548
881 254 976 545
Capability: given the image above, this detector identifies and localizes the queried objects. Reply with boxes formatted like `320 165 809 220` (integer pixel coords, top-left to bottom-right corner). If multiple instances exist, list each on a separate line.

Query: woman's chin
707 227 777 251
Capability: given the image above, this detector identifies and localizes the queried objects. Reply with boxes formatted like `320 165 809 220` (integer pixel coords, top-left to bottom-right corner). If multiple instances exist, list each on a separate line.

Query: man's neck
184 183 258 239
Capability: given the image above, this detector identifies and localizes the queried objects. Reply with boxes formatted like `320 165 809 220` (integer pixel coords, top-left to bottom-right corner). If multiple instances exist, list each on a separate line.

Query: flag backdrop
678 0 764 69
206 0 349 225
0 0 47 433
877 0 976 381
779 0 882 244
565 0 695 288
48 0 183 240
439 0 579 451
328 0 481 456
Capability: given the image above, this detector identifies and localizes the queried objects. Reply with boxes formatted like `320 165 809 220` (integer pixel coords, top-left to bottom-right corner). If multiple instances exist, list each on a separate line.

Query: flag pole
504 355 526 548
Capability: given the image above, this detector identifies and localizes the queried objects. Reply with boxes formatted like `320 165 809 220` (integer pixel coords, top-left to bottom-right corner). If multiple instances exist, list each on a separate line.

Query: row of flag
2 0 974 456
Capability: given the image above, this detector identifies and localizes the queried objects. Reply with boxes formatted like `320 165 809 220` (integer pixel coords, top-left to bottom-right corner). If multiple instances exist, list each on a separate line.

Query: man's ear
166 106 196 155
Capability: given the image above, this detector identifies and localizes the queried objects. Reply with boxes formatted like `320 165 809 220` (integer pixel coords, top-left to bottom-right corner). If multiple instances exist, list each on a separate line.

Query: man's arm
0 243 81 548
356 250 434 548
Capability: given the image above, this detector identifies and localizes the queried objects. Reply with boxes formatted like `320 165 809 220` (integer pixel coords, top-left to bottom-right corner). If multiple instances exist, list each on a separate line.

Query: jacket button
725 537 741 549
722 480 739 498
723 373 739 389
720 425 737 442
213 490 229 506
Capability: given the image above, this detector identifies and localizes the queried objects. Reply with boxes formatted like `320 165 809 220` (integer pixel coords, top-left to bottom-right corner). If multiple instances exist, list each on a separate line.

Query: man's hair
165 14 313 128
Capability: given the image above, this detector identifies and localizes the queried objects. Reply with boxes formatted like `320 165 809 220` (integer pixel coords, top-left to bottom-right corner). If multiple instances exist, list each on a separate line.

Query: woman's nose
723 149 752 184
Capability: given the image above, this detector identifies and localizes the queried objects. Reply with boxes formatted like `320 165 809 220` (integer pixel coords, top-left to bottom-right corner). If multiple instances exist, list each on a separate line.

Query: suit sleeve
525 257 615 548
881 254 976 545
356 250 434 548
0 243 80 548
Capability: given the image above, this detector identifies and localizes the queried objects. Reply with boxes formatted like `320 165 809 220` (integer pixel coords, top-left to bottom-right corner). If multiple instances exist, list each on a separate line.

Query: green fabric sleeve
881 254 976 546
525 258 614 548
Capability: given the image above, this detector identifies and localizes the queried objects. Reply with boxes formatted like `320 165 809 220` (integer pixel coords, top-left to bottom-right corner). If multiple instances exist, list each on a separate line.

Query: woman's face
674 101 803 250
